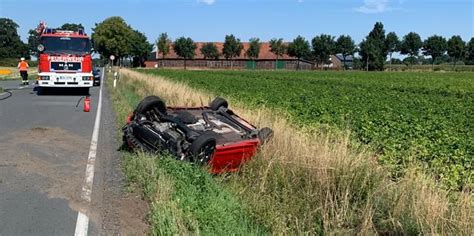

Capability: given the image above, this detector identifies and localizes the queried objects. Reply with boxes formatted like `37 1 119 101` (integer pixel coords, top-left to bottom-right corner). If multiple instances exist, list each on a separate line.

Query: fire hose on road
0 83 35 101
0 90 13 101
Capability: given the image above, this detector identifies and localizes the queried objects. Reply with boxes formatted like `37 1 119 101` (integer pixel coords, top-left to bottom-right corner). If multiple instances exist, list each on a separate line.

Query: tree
447 35 466 69
335 35 355 70
311 34 335 69
359 38 376 71
287 35 310 70
359 22 387 71
58 23 84 31
403 57 417 66
269 38 286 69
352 57 363 70
423 35 447 70
246 38 261 60
200 42 219 60
400 32 423 69
390 58 403 65
0 18 29 59
156 32 171 67
92 16 135 65
27 29 40 57
385 32 400 71
467 38 474 65
222 34 243 69
173 37 196 70
245 38 261 69
131 30 153 67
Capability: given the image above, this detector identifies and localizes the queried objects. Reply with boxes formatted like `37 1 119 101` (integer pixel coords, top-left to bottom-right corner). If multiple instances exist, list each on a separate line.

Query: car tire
123 126 154 153
209 97 228 111
190 131 217 165
135 96 167 116
258 127 273 143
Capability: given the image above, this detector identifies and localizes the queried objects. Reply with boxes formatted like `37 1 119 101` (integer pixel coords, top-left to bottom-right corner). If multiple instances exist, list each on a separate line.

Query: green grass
138 69 473 190
107 72 267 235
122 152 267 235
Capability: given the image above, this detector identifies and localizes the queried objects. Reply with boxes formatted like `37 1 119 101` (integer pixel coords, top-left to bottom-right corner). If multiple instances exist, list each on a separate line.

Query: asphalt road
0 73 123 235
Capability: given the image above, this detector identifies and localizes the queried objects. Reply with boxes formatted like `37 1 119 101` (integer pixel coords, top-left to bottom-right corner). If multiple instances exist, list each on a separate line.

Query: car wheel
209 97 228 111
190 131 217 165
258 127 273 143
134 96 167 116
123 125 155 153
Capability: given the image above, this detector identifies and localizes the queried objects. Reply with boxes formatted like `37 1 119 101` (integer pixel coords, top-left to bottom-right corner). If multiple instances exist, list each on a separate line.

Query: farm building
334 54 354 69
145 42 346 70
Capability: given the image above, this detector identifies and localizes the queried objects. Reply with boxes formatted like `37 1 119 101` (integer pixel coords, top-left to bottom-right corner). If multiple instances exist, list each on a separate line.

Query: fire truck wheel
38 87 49 95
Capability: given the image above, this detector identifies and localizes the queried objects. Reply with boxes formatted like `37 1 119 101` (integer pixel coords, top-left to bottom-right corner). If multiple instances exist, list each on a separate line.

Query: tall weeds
120 69 473 234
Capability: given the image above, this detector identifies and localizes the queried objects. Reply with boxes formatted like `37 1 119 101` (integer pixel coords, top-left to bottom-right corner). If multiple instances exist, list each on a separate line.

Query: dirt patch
0 127 89 211
119 191 149 235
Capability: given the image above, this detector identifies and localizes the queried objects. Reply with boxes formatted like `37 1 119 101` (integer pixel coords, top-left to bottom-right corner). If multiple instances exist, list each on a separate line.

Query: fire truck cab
36 22 94 89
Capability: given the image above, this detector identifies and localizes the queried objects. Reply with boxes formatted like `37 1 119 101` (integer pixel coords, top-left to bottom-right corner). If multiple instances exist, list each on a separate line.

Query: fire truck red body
36 22 94 89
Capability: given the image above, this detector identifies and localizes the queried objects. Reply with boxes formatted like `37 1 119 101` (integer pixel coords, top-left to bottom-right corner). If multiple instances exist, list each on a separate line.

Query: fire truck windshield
41 36 91 55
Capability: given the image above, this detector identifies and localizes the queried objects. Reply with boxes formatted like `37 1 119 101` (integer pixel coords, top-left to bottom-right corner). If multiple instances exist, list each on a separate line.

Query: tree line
1 17 473 71
155 22 474 70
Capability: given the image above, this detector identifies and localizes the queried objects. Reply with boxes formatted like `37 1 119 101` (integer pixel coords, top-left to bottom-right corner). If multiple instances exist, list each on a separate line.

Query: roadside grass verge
107 71 267 235
122 68 473 235
0 67 37 81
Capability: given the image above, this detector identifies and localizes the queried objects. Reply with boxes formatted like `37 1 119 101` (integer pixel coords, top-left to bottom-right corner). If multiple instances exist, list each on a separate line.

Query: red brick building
145 42 322 70
145 42 344 70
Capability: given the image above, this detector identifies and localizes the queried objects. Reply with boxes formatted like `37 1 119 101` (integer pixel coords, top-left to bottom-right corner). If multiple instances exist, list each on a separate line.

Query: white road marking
74 69 104 236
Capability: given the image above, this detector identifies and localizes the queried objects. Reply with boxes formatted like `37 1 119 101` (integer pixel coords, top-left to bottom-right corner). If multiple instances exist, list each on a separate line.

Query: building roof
335 53 354 62
156 42 295 60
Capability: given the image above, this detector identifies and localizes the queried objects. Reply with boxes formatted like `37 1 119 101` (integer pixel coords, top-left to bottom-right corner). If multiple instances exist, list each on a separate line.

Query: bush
0 58 38 67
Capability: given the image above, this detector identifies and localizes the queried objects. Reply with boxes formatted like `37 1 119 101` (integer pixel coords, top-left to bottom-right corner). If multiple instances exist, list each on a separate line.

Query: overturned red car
122 96 273 173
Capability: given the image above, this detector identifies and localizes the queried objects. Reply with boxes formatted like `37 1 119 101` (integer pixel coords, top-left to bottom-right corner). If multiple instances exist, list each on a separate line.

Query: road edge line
74 69 104 236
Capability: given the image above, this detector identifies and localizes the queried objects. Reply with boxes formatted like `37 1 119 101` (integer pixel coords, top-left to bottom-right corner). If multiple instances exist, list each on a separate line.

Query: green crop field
138 69 473 190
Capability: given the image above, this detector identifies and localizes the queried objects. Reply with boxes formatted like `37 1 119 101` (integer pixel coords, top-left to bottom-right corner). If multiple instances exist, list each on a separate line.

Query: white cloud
354 0 393 14
198 0 216 5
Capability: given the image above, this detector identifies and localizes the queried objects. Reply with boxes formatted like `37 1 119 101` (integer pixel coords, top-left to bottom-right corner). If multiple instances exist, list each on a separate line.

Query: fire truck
35 22 94 90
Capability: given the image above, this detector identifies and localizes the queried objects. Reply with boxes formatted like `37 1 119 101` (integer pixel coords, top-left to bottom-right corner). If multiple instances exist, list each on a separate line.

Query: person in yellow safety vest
18 57 29 85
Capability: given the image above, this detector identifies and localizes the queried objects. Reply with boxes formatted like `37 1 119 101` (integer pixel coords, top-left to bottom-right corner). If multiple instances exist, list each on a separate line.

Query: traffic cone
84 96 91 112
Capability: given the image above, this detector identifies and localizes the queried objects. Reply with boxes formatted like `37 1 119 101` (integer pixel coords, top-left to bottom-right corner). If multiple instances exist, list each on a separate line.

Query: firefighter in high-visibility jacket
18 57 29 85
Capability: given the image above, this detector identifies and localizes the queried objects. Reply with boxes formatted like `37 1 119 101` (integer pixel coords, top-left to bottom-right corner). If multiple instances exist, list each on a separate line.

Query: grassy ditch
120 69 472 235
107 71 266 235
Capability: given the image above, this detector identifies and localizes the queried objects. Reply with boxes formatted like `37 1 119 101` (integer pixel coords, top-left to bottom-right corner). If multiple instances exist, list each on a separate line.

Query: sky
0 0 473 48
